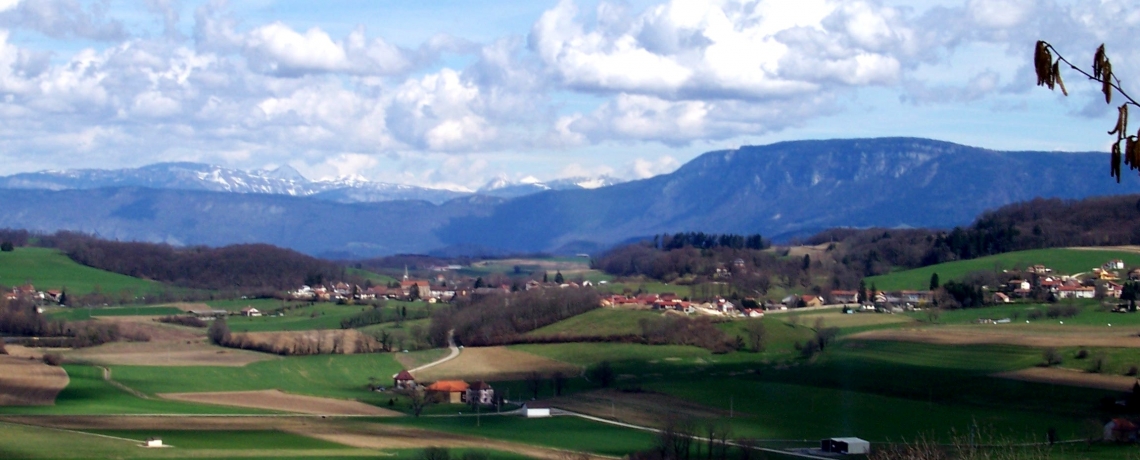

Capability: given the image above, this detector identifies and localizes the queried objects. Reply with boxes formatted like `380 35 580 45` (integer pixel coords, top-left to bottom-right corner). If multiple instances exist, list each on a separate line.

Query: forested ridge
0 230 352 291
594 195 1140 293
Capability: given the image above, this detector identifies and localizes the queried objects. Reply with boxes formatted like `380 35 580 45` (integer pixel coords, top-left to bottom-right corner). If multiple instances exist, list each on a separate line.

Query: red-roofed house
427 380 470 403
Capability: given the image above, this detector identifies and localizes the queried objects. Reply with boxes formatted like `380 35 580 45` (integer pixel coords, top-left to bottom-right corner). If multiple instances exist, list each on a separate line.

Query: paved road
405 330 459 376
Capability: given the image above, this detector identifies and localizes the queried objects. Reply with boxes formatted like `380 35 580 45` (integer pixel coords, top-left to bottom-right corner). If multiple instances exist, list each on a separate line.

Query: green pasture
917 300 1140 328
225 303 368 332
866 248 1140 291
110 353 403 407
508 339 1116 442
85 430 343 450
0 247 163 295
525 308 661 337
1 422 541 459
0 365 267 416
384 415 657 457
44 305 185 321
346 267 398 285
203 298 300 312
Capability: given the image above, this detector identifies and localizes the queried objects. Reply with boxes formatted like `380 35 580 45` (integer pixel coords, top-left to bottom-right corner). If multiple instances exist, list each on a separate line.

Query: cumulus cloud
0 0 1137 187
530 0 918 100
0 0 128 41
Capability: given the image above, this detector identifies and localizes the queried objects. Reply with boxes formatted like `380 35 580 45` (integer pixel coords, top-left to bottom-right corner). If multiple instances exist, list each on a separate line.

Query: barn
820 437 870 454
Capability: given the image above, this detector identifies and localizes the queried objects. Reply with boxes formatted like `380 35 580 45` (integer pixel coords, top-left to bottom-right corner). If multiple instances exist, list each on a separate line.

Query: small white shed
821 437 869 454
144 437 163 448
524 408 551 418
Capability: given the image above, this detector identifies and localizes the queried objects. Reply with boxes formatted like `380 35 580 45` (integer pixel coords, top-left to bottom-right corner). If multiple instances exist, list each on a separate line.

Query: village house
1105 259 1126 271
401 280 432 299
830 290 859 304
426 380 469 404
466 381 494 405
393 370 416 390
899 290 933 304
801 295 824 308
240 306 261 317
992 292 1011 303
1057 285 1096 299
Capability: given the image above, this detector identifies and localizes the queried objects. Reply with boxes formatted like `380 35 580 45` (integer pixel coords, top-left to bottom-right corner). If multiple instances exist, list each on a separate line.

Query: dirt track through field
849 326 1140 348
994 367 1140 392
0 355 69 406
414 346 579 382
158 390 401 416
0 416 611 459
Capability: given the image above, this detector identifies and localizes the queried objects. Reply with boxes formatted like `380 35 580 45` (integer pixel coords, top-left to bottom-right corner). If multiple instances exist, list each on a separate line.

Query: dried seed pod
1110 105 1125 136
1094 44 1107 79
1102 61 1113 104
1053 61 1067 96
1112 142 1122 182
1034 41 1053 87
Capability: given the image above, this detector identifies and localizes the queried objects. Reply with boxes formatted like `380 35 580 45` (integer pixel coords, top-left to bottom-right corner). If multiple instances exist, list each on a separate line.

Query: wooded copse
440 288 601 347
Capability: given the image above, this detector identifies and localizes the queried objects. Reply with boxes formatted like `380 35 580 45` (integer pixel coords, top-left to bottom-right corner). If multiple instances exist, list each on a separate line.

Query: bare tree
526 371 543 399
1034 41 1139 181
744 320 766 352
552 371 568 396
408 388 431 417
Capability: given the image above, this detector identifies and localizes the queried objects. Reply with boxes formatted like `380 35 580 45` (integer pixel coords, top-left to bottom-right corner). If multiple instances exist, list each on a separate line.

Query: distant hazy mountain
2 138 1139 257
435 137 1140 253
0 162 471 205
477 175 626 199
0 162 621 204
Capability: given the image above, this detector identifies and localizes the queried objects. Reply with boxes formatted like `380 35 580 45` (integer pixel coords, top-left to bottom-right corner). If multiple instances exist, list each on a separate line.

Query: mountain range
0 162 622 204
2 137 1138 258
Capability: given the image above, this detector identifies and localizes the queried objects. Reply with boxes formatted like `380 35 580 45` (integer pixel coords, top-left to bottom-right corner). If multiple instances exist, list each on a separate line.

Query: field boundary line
101 367 150 399
0 419 144 444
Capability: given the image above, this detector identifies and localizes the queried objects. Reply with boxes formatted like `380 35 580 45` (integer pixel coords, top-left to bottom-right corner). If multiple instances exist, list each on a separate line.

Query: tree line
434 288 601 347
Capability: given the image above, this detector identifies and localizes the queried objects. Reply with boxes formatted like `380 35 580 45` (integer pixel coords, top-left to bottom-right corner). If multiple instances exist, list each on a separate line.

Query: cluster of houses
393 370 495 405
3 284 63 304
991 260 1140 304
602 293 767 317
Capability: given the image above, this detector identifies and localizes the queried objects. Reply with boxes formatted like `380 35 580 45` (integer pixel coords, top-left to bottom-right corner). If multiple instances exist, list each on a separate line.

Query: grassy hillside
109 353 403 405
865 248 1140 291
0 247 163 295
45 305 184 321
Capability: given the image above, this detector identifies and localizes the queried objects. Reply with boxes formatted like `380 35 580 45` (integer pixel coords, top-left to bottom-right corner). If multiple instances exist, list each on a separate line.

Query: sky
0 0 1136 191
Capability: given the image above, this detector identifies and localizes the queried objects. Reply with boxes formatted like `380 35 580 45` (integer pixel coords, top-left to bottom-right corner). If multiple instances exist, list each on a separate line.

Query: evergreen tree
542 272 548 283
0 241 12 252
929 273 940 290
554 271 565 284
802 254 811 271
858 279 868 303
474 277 484 289
58 290 68 306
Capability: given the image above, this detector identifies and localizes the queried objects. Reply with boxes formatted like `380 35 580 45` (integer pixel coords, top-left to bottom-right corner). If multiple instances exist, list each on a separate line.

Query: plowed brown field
0 355 69 406
994 367 1139 392
850 325 1140 348
413 346 579 381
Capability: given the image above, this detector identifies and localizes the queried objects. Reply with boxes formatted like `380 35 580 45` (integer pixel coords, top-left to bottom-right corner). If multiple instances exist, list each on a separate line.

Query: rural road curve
406 330 460 376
